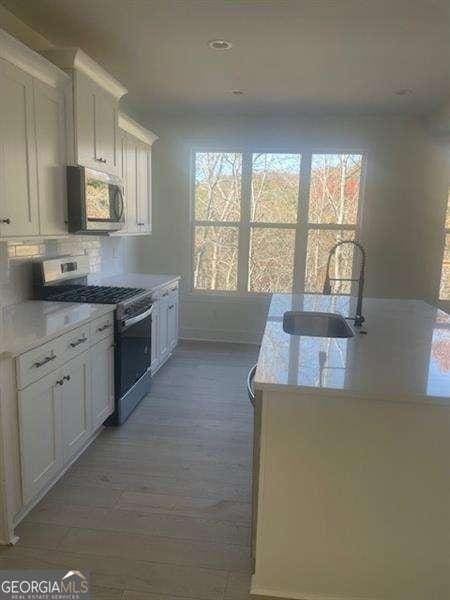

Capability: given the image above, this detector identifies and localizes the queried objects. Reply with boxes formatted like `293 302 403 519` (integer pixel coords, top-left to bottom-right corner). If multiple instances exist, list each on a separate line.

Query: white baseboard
180 327 261 345
250 578 378 600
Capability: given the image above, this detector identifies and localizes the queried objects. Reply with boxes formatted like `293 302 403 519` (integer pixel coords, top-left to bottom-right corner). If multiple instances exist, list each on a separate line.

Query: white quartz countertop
0 301 114 358
88 272 180 292
254 294 450 405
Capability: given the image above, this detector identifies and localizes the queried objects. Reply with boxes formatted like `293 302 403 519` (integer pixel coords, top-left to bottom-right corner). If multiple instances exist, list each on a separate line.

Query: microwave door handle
116 188 124 220
112 188 124 221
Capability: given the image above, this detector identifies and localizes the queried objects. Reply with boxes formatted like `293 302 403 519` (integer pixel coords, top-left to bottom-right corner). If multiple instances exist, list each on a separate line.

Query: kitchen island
251 294 450 600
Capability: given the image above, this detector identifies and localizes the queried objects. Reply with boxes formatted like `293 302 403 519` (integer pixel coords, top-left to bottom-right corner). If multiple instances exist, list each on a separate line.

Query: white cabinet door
95 89 118 173
74 71 118 175
60 351 91 464
151 300 160 373
159 294 170 362
168 291 179 351
18 369 63 504
34 80 67 236
136 142 151 233
73 71 95 168
91 336 115 430
124 133 138 233
0 58 39 238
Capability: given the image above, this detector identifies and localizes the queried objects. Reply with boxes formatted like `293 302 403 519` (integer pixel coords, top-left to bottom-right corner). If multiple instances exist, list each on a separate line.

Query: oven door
116 306 152 397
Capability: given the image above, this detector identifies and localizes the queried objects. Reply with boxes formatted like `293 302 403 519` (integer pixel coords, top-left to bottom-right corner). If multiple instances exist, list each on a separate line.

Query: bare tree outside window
193 153 241 291
191 150 364 295
305 154 363 294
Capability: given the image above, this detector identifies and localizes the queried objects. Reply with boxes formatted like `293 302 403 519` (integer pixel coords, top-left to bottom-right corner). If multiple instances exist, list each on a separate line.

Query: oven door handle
120 306 153 330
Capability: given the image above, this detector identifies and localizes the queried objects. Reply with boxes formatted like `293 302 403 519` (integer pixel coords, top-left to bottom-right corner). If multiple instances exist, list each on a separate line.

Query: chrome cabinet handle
1 218 11 224
246 364 257 407
34 354 56 368
97 323 111 332
70 336 87 348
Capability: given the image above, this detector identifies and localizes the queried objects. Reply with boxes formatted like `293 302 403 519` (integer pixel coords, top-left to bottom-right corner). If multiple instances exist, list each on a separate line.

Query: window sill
185 291 273 303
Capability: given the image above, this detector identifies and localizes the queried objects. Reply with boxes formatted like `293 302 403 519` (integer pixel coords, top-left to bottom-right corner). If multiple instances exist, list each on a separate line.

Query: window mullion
238 152 252 293
293 152 311 293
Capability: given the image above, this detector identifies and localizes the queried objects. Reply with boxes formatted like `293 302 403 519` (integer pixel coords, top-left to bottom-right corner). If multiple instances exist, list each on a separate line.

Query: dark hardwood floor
0 341 259 600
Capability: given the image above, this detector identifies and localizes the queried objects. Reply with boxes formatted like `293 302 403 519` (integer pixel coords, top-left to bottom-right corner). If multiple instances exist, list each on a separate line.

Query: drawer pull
162 291 169 297
169 304 174 310
171 286 178 292
63 375 71 382
137 221 145 226
1 218 11 224
34 353 56 368
96 157 107 164
56 378 64 386
97 323 111 332
70 336 88 348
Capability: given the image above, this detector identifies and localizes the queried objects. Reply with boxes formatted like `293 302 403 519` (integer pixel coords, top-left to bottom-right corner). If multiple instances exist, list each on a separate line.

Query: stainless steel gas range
33 255 152 425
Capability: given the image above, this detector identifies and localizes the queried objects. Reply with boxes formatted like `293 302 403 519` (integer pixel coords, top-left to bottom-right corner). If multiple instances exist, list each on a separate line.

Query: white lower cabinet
168 290 179 351
91 336 115 430
16 316 115 508
150 308 160 373
18 369 62 504
159 293 170 363
151 283 179 374
61 351 91 464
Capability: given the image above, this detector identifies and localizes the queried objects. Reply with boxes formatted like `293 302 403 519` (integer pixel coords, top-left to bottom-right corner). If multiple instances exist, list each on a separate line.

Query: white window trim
188 147 368 299
438 215 450 304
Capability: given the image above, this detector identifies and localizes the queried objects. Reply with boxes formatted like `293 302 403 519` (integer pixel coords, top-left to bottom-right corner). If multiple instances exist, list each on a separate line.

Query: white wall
127 112 449 342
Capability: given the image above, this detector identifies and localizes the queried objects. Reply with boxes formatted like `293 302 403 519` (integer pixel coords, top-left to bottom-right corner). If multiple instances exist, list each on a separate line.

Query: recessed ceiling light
395 88 413 96
208 39 233 50
231 90 244 96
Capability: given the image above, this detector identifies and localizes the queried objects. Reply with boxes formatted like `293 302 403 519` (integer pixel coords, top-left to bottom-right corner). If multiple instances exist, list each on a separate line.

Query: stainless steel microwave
67 166 125 234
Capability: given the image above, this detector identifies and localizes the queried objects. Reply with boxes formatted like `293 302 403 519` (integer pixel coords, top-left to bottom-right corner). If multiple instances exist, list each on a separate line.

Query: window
305 154 363 294
192 150 365 295
439 195 450 301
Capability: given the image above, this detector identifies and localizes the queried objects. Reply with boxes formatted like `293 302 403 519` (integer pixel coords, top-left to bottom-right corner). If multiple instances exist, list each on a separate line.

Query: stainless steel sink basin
282 311 355 338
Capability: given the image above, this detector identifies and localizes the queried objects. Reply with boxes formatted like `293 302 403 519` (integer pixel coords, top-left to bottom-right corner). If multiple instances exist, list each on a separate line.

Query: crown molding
119 112 159 146
42 47 127 99
0 27 69 88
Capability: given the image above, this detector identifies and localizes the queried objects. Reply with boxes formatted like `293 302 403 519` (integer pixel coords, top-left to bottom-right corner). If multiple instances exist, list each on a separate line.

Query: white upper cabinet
0 57 39 238
118 113 158 235
43 48 127 177
136 141 151 232
0 28 70 239
73 71 119 174
34 79 67 236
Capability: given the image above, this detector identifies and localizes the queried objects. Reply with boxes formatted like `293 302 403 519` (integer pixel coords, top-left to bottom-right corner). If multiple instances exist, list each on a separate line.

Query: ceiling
2 0 450 118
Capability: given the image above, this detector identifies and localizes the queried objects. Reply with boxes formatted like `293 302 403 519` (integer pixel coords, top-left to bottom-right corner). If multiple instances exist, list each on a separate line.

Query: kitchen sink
282 311 355 338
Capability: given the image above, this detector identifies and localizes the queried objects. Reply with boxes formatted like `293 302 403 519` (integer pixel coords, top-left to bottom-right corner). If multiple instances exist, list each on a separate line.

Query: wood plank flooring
0 341 259 600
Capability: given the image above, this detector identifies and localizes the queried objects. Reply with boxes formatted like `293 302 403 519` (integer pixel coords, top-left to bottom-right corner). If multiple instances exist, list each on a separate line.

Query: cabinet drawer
60 324 91 362
16 338 63 390
90 313 114 344
160 282 178 300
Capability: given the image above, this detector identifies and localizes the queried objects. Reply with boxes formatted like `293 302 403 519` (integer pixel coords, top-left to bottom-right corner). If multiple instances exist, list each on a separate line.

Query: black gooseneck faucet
323 239 366 327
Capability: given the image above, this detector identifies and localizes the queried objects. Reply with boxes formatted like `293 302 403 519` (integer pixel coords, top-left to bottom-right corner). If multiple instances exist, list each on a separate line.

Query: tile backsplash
0 236 126 308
